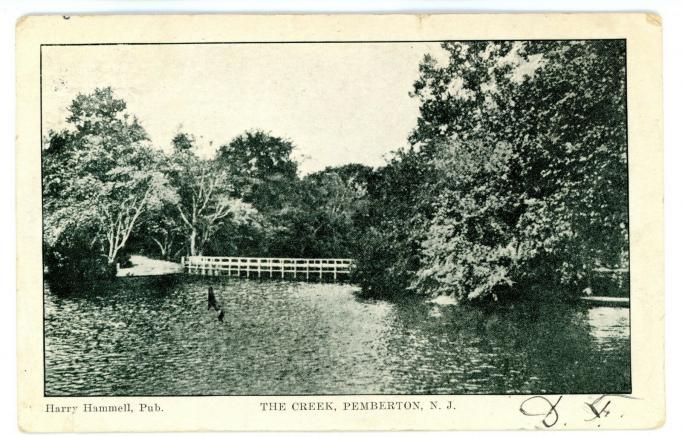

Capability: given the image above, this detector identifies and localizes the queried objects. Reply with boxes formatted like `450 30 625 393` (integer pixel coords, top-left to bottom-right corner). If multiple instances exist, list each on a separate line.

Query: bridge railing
181 256 354 280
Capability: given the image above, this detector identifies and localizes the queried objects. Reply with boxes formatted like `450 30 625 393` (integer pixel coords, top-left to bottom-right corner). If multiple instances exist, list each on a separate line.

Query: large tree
167 133 259 256
216 130 298 212
410 40 628 302
43 88 174 277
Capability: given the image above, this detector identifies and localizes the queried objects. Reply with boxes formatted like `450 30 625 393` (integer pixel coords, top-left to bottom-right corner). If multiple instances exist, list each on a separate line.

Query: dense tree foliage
43 88 175 283
166 133 260 256
354 40 628 302
44 41 628 304
216 130 298 212
274 164 372 258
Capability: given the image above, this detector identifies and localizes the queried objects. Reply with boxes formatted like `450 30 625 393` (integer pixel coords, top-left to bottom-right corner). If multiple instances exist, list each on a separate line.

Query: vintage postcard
16 13 663 431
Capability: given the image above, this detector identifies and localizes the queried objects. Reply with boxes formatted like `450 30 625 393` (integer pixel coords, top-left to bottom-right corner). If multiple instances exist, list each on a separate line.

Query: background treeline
43 40 628 303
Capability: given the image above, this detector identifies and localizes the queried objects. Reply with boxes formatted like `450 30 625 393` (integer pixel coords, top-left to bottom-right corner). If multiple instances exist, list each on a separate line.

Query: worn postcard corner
16 12 663 432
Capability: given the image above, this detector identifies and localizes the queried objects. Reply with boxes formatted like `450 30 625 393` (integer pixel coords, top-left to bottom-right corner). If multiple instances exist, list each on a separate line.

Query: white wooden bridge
182 256 354 281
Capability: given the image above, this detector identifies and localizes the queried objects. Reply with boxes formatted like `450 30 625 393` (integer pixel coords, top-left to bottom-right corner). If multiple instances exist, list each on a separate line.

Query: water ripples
44 277 630 395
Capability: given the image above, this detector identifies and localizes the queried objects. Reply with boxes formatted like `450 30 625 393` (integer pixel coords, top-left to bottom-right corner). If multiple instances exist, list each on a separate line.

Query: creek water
44 277 630 396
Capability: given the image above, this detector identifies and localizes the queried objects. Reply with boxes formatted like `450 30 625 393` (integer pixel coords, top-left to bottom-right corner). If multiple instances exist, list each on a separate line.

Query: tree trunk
106 250 118 278
107 244 118 266
151 237 168 259
189 228 197 256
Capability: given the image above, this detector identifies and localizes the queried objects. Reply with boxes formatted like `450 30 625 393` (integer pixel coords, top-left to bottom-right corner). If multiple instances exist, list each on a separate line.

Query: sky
41 42 448 175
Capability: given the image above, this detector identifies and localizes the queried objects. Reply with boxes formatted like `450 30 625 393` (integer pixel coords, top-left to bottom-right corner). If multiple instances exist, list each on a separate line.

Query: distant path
116 255 183 277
